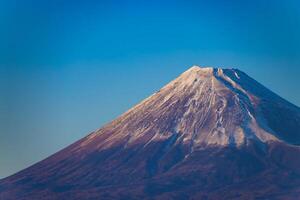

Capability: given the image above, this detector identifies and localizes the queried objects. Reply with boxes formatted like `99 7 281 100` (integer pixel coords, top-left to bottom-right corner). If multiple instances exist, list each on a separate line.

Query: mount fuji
1 66 300 199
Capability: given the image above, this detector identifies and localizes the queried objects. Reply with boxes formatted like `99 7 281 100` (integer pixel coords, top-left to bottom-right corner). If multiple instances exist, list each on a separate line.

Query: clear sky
1 0 300 178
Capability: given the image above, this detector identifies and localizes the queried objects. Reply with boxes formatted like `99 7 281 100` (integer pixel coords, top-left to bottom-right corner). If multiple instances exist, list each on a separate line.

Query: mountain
1 66 300 199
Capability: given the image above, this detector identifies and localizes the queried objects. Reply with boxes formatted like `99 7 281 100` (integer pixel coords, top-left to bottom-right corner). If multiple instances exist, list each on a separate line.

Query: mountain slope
1 66 300 200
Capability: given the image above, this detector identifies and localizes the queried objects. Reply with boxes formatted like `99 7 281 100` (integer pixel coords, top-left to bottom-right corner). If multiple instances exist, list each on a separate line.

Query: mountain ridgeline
1 66 300 199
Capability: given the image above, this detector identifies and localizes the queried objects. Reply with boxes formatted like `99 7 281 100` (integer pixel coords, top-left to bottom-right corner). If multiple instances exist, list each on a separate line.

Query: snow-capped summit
81 66 295 150
1 66 300 199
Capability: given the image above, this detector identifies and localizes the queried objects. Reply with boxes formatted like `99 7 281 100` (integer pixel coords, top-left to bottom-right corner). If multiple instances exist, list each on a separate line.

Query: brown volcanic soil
1 141 300 199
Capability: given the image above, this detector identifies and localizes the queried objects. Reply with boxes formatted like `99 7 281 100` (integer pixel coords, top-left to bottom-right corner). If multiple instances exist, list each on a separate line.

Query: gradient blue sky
1 0 300 178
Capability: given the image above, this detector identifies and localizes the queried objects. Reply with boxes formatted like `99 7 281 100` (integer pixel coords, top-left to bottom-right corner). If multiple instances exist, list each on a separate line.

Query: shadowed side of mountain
221 68 300 145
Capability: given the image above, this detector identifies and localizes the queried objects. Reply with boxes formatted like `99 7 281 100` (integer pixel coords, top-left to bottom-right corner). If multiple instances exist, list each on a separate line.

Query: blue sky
1 0 300 178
